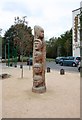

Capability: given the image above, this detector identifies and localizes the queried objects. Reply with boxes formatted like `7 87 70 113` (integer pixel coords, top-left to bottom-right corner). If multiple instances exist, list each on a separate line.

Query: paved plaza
0 65 80 118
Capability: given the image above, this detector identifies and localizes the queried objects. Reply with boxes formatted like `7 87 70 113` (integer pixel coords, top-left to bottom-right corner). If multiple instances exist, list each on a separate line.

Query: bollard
10 63 12 67
47 67 50 73
20 65 22 69
14 64 17 67
14 65 17 67
60 69 65 75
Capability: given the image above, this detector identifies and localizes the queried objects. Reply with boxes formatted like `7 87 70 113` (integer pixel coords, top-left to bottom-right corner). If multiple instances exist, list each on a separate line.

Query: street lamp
5 40 6 64
11 31 18 67
7 37 10 67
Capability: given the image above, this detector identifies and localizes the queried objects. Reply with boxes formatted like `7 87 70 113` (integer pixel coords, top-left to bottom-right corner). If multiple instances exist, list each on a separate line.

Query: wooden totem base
32 86 46 93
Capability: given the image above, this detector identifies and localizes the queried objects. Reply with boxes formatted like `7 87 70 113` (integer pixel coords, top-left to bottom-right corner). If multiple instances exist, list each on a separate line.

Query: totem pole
32 25 46 93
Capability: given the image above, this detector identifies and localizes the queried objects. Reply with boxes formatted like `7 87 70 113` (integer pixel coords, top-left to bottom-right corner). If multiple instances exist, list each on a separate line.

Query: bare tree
14 16 33 78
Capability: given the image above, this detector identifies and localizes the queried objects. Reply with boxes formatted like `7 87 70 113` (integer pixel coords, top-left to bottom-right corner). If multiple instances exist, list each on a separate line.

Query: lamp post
7 39 10 67
4 36 7 64
5 43 6 64
12 32 18 67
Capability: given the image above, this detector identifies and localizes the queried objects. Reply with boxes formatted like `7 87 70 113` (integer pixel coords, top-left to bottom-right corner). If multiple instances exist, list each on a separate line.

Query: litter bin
47 67 50 73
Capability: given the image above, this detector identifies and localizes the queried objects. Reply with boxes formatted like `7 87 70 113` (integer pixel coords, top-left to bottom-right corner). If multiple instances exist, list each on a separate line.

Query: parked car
59 56 81 67
27 57 33 65
55 57 65 64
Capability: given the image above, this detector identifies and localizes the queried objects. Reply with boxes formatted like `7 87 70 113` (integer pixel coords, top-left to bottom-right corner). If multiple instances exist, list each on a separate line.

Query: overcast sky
0 0 81 40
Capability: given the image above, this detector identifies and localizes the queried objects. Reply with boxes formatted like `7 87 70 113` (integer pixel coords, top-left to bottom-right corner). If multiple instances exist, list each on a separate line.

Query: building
72 1 82 57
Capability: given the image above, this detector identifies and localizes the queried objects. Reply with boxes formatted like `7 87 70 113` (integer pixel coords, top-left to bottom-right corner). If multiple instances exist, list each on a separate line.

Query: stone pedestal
32 25 46 93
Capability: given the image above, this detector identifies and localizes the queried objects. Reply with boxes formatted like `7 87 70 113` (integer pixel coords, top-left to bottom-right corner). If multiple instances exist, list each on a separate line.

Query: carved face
34 51 42 61
34 40 42 50
34 25 44 39
34 67 42 74
33 63 42 74
39 30 44 39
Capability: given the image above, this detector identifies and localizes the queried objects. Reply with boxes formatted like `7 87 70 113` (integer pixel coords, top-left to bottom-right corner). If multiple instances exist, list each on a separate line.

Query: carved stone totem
32 25 46 93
